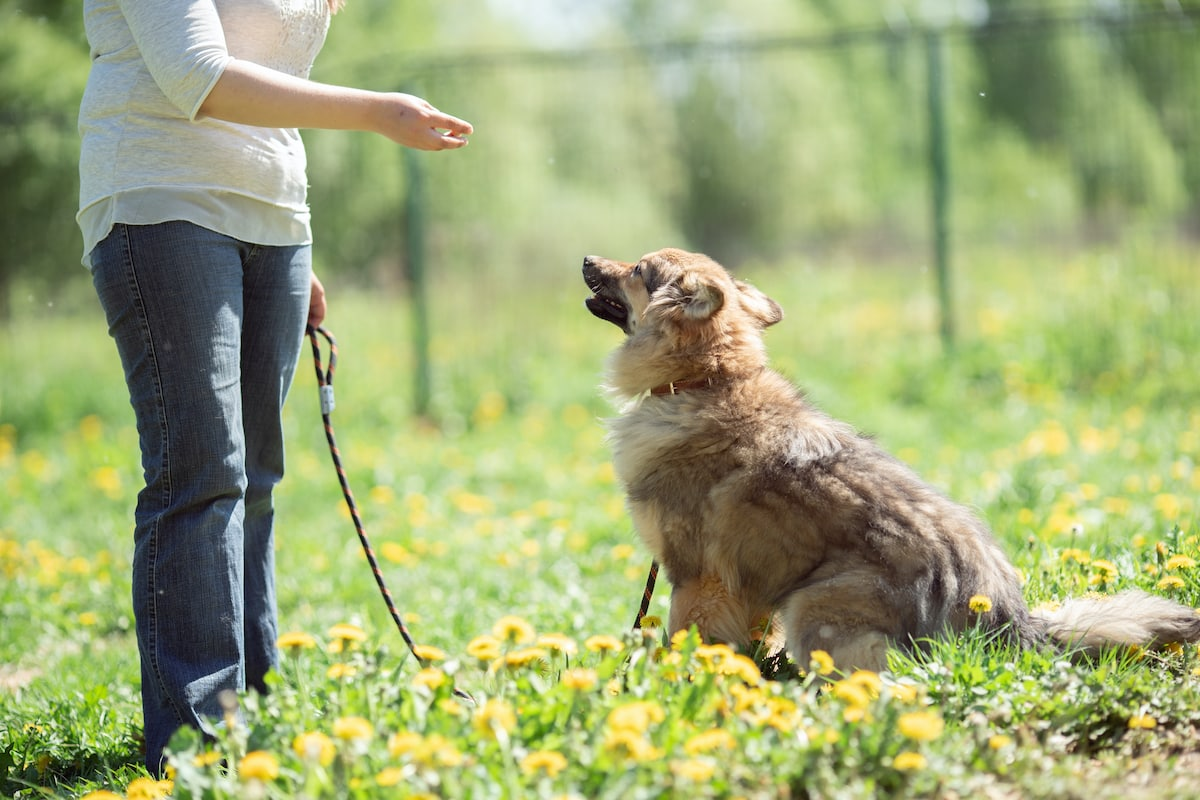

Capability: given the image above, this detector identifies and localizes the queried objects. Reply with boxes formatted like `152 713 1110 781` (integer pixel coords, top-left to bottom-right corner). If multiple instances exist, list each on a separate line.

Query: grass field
2 245 1199 799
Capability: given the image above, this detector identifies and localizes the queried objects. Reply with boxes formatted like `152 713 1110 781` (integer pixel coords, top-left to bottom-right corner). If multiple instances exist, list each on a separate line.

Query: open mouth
583 263 631 330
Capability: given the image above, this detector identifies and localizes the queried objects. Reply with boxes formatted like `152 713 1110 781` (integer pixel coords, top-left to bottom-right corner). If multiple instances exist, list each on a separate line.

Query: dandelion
412 667 448 690
809 649 836 676
193 750 222 767
238 751 280 782
1128 714 1157 730
78 611 99 627
376 767 404 787
831 679 872 711
412 644 446 662
1165 555 1197 571
636 615 663 630
416 734 464 768
892 751 927 771
671 758 717 782
126 777 170 799
1156 575 1186 591
561 668 598 692
520 750 570 778
81 793 124 800
846 670 882 698
888 682 920 704
684 728 737 755
1060 548 1091 565
327 623 367 653
387 731 423 757
584 634 625 654
474 698 517 739
897 711 944 742
500 647 549 669
607 701 665 734
333 716 374 744
327 662 358 680
537 633 578 656
603 729 663 762
988 734 1013 750
492 615 536 644
277 631 317 653
718 653 763 685
293 731 336 766
466 634 502 661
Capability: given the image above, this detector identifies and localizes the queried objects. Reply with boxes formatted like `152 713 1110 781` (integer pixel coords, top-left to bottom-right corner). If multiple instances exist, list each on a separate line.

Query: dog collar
649 377 715 396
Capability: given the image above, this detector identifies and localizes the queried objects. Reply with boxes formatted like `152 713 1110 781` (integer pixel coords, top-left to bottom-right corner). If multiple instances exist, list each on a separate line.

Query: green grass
1 245 1198 798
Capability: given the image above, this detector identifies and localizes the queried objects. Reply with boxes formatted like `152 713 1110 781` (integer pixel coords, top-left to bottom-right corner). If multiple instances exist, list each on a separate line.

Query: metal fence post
926 29 954 353
404 148 432 418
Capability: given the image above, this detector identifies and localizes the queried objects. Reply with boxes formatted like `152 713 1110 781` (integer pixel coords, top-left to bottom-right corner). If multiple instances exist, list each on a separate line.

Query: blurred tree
0 5 89 319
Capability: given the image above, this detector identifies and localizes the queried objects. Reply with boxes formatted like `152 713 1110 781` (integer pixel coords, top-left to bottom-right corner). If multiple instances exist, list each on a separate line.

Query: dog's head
582 248 783 395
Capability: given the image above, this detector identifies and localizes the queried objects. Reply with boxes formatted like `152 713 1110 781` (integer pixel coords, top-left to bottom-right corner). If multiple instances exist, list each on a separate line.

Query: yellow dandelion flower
332 716 374 742
969 594 993 614
1157 575 1186 591
694 643 736 666
893 751 927 771
846 670 882 697
671 758 717 782
1060 548 1091 565
492 615 536 644
412 644 446 662
603 729 663 762
888 682 919 704
125 777 169 800
376 767 404 787
327 662 358 680
1166 555 1197 571
81 793 125 800
293 731 336 766
988 734 1013 750
466 634 502 661
520 750 569 778
561 668 598 691
277 631 317 652
897 711 944 742
584 634 625 654
809 649 836 676
387 731 423 757
637 615 663 629
417 734 463 768
238 751 280 782
1128 714 1157 730
327 623 367 652
474 698 517 738
78 611 99 627
607 701 665 734
501 647 549 669
537 633 579 656
718 653 763 685
193 750 222 767
831 679 872 710
412 667 448 690
684 728 737 755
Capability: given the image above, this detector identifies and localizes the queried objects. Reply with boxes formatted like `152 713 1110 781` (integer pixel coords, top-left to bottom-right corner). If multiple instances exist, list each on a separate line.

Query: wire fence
303 7 1200 412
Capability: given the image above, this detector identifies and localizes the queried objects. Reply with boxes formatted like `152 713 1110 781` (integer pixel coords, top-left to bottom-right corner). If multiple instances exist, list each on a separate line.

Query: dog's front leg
667 574 756 650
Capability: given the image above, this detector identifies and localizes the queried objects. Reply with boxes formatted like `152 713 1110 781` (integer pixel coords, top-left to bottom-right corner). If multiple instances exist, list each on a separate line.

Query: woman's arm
199 59 472 150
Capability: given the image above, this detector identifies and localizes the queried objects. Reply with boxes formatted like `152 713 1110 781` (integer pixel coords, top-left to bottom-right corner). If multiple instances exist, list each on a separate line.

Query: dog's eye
632 264 643 278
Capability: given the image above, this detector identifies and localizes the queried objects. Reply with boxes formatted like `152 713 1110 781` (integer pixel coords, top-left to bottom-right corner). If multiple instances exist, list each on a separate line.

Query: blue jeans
90 221 312 774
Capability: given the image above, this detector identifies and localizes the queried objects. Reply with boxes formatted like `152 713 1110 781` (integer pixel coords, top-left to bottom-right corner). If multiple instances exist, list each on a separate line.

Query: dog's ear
678 273 725 321
736 281 784 328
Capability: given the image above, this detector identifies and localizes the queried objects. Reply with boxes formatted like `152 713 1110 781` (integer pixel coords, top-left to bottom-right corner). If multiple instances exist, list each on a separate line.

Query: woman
77 0 472 774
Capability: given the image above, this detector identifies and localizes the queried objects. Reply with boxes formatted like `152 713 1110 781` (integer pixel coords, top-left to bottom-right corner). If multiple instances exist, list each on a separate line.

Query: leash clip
319 385 336 416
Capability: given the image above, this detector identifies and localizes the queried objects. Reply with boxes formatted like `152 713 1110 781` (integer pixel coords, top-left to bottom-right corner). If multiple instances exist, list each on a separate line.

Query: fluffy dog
583 247 1200 673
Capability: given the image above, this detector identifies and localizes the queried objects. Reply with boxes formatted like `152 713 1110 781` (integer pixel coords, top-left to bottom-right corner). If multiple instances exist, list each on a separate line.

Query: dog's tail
1031 590 1200 653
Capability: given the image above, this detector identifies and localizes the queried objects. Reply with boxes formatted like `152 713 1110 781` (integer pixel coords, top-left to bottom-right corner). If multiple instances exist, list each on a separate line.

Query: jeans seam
119 224 186 729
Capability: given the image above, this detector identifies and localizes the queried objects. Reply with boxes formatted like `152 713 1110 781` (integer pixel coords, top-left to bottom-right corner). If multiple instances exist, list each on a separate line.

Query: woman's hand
370 92 472 150
308 272 327 331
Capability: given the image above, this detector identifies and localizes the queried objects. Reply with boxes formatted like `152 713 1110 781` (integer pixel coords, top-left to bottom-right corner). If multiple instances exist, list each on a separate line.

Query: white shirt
77 0 331 267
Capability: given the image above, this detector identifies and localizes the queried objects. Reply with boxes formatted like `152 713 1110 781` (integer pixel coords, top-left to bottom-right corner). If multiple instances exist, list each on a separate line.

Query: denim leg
240 241 312 692
90 222 310 773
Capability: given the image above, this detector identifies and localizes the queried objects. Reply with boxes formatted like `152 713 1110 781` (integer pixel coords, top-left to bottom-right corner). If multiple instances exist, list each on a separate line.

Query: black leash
633 561 659 629
306 325 427 667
